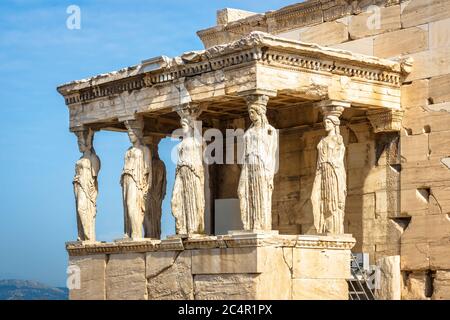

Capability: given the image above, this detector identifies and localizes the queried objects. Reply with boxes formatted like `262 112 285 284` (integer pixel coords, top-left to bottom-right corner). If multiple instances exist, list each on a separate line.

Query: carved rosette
367 109 404 133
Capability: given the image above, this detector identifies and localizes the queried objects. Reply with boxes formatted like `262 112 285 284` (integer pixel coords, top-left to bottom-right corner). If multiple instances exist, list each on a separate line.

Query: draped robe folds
311 135 346 234
73 153 100 241
238 125 278 231
121 146 150 239
144 158 166 239
171 136 205 235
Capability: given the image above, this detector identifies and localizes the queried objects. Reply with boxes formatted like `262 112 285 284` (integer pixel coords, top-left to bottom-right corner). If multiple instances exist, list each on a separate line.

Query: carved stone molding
58 32 407 108
66 234 356 256
266 0 323 33
243 93 270 108
175 102 204 120
123 115 144 132
314 100 350 117
367 109 404 133
198 0 405 46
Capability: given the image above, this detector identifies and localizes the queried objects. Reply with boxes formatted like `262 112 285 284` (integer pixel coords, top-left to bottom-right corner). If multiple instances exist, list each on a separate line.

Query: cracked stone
146 250 194 300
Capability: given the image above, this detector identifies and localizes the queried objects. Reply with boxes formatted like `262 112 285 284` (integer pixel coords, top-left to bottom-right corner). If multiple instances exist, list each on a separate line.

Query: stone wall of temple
67 234 354 300
273 0 450 300
204 0 450 300
216 108 402 262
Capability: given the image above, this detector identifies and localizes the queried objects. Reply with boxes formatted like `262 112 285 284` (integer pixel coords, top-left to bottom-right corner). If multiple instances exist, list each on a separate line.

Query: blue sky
0 0 295 287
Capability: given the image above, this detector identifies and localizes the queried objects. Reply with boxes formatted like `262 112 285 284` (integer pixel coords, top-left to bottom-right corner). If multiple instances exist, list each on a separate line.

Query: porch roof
57 31 411 131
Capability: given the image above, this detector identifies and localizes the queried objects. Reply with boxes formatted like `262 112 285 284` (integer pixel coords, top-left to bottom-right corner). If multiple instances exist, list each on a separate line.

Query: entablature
57 32 411 131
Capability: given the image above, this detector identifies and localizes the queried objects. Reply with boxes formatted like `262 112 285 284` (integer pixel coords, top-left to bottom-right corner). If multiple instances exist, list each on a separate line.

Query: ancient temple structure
58 0 450 300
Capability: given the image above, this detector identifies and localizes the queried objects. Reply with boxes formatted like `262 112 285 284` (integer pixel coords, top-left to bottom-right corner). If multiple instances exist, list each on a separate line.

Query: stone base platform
67 233 355 300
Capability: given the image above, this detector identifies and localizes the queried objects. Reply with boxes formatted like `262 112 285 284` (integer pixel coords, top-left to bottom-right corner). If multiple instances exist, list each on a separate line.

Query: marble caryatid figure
73 128 100 242
171 106 205 235
311 107 347 234
238 95 278 231
121 119 151 239
144 136 166 239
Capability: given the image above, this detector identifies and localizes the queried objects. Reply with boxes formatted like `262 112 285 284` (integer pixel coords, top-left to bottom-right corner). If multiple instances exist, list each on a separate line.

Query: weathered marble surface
144 136 166 239
238 94 278 231
68 254 106 300
57 31 407 131
121 119 151 239
171 105 205 235
106 253 147 300
73 129 100 242
375 255 401 300
67 234 355 300
311 105 347 235
59 0 450 301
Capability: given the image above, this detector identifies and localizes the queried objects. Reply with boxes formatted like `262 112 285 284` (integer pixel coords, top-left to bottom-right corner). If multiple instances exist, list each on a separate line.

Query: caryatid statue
311 105 347 235
171 105 205 235
143 135 166 239
73 128 100 242
238 94 278 231
121 118 151 239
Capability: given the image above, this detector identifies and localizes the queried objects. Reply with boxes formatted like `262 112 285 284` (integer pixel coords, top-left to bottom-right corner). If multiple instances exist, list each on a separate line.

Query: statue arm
91 154 101 178
240 134 247 165
270 128 279 175
311 148 323 233
144 147 152 189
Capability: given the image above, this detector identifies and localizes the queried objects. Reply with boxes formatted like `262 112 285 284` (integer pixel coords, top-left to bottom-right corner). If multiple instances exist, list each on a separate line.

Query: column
72 127 101 242
311 100 349 235
237 94 278 231
171 103 205 236
142 134 166 239
121 116 151 240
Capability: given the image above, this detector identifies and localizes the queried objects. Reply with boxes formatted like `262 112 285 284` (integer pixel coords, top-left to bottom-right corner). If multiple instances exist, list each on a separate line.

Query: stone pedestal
66 233 355 300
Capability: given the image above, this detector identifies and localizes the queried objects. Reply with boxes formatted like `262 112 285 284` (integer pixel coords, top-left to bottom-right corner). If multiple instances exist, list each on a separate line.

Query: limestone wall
216 107 402 267
206 0 450 300
271 0 450 300
67 234 354 300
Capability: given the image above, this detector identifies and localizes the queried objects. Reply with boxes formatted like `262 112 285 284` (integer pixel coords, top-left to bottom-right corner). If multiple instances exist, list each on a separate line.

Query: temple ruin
58 0 450 300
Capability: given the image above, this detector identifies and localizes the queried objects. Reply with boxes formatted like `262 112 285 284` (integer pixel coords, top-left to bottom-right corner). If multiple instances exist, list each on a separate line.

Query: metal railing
348 253 376 300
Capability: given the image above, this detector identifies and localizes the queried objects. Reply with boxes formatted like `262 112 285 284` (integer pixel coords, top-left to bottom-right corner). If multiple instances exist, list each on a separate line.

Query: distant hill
0 280 68 300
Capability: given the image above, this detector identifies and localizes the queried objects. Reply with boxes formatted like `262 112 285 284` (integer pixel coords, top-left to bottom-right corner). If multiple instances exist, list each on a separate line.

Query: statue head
180 116 192 135
323 114 343 145
247 95 269 128
76 129 94 154
249 104 269 128
178 105 202 137
127 126 143 147
324 115 340 133
125 119 144 147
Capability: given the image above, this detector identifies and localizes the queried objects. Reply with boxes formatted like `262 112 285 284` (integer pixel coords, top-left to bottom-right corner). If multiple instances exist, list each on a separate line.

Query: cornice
57 32 408 107
66 233 356 256
198 0 404 41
